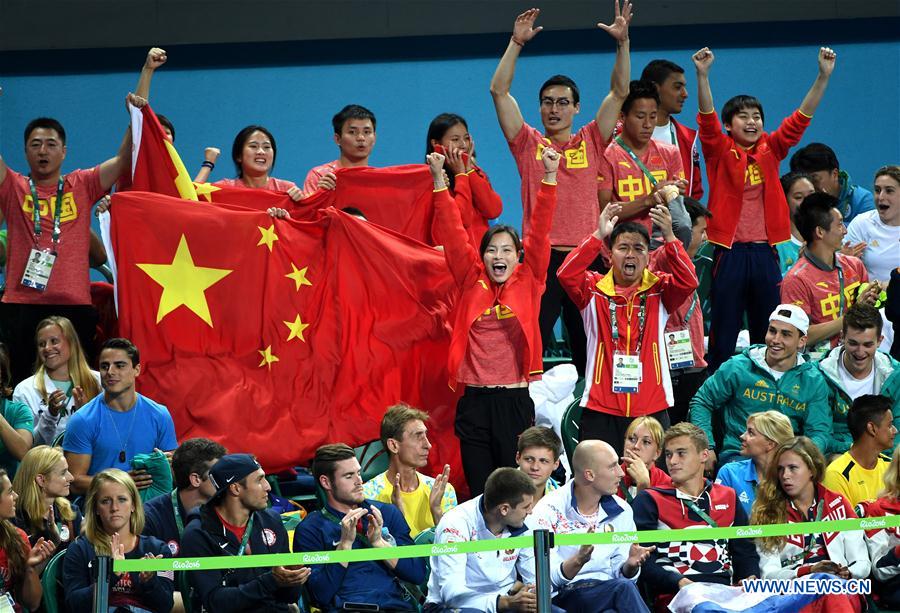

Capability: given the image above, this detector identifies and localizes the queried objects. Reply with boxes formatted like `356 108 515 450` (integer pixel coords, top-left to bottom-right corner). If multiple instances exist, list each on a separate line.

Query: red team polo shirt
509 121 609 247
781 251 869 347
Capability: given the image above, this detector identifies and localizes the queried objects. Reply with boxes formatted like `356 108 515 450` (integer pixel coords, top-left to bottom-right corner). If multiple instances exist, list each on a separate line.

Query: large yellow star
283 315 310 342
258 345 279 369
257 224 278 252
285 263 312 291
136 235 233 326
193 182 221 202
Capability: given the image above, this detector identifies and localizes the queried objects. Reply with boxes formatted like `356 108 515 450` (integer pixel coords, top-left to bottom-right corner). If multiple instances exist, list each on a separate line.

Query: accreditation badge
612 352 640 393
665 329 695 370
21 248 56 291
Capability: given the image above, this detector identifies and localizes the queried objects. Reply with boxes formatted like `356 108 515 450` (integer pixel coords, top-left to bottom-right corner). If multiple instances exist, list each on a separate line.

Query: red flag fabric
299 166 437 243
128 105 198 200
192 181 294 211
109 191 464 490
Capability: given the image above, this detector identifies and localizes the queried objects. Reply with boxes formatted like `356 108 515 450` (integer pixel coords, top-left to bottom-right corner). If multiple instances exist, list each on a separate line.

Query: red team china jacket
432 182 557 390
698 109 812 248
557 238 698 417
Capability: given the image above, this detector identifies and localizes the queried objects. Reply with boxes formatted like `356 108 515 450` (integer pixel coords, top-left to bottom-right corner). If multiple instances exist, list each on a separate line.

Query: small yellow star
258 345 280 369
257 224 278 252
285 263 312 291
283 315 310 342
193 182 221 202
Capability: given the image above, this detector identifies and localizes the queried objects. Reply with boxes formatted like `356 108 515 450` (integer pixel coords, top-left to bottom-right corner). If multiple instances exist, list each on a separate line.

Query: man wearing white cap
690 304 833 466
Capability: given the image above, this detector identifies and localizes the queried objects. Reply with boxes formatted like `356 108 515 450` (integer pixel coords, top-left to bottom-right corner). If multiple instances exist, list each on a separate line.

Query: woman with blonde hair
0 467 55 611
11 445 80 550
716 411 793 515
856 445 900 608
751 437 869 586
618 415 672 502
63 469 173 612
13 316 101 445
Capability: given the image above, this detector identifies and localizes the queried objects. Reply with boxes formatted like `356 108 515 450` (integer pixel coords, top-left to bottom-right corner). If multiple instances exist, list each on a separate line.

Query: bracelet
201 161 215 170
510 36 524 47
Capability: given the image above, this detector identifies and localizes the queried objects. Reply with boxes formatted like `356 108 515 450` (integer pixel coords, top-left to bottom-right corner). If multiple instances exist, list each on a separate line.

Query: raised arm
134 47 167 101
692 47 715 114
799 47 837 117
595 0 633 139
98 93 144 192
490 8 542 142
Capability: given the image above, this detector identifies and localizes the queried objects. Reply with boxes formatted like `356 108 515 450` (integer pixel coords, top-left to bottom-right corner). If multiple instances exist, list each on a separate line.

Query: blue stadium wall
1 18 897 254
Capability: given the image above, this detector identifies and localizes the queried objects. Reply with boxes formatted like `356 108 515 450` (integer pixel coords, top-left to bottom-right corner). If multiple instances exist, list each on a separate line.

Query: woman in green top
0 344 34 478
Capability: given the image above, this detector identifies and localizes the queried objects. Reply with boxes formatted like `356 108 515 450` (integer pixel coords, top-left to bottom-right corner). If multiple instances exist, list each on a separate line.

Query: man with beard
294 443 424 612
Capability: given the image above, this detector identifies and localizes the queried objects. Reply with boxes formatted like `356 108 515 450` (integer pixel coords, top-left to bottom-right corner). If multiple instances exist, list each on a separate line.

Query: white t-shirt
846 210 900 282
652 122 678 147
837 352 877 399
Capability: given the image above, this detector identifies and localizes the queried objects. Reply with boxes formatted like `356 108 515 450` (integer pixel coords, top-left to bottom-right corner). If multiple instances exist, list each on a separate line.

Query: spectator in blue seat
295 443 424 612
715 411 794 516
64 468 174 612
143 437 226 556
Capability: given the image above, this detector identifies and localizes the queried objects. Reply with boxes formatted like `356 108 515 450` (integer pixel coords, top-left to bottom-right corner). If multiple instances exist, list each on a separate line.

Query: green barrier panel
114 514 900 573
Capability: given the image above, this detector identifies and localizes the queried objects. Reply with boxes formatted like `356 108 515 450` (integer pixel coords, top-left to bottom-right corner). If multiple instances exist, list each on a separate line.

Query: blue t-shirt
715 458 759 516
63 393 177 476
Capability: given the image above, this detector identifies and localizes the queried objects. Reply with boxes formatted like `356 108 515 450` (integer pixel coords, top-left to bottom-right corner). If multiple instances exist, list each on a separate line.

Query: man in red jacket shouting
558 202 697 456
693 46 838 371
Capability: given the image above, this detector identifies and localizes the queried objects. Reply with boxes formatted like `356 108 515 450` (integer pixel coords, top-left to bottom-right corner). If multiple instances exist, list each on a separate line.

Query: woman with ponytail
13 316 100 445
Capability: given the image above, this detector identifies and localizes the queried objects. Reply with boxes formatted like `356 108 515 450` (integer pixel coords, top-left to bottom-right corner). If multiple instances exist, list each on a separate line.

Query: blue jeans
552 578 649 613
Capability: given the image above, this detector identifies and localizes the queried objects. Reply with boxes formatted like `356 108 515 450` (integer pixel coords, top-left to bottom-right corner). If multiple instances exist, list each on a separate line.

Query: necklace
107 403 139 463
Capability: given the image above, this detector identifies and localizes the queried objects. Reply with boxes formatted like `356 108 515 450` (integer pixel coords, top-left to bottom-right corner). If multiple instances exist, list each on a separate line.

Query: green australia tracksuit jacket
817 346 900 454
690 345 832 460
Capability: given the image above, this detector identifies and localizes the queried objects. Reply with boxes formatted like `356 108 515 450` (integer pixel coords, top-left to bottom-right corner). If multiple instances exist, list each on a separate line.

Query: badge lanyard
614 136 658 187
610 294 647 354
785 500 825 565
683 293 699 324
171 489 184 537
683 498 718 528
236 515 255 556
28 175 65 252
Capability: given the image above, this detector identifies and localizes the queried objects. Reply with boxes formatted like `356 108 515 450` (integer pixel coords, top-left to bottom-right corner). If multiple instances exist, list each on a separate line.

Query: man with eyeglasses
690 305 833 469
490 2 632 377
143 437 227 556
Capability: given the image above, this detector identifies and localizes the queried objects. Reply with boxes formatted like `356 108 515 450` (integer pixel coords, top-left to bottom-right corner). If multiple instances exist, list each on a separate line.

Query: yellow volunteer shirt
362 471 457 537
823 451 890 506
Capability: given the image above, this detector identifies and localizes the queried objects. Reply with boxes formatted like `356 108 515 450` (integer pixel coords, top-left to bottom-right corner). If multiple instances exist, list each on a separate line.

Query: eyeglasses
540 97 572 109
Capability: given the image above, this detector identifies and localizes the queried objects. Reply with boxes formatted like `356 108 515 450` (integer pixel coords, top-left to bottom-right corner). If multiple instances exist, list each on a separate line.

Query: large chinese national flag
109 191 462 486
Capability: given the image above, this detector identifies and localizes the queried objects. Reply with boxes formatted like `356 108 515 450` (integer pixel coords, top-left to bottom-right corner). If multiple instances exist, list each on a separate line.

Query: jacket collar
476 496 528 537
564 481 625 522
595 267 660 298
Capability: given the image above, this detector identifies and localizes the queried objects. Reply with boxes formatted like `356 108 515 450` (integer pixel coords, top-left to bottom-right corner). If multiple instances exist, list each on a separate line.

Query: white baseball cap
769 304 810 335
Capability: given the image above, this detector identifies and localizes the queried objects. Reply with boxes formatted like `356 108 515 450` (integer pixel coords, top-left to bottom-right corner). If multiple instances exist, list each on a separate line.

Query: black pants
455 386 534 497
539 248 608 377
0 302 99 384
707 243 781 372
670 368 709 426
579 408 671 458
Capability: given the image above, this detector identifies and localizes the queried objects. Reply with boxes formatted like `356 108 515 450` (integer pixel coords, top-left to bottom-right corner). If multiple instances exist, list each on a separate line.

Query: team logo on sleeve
167 540 180 555
59 525 70 542
262 528 277 546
